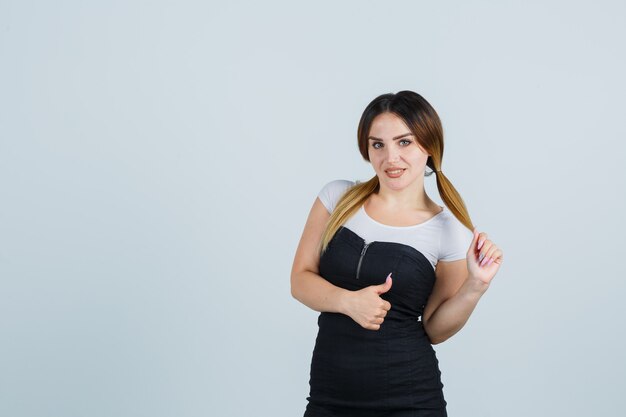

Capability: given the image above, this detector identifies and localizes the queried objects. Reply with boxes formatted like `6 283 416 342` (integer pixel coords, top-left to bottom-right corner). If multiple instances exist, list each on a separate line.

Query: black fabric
304 226 448 417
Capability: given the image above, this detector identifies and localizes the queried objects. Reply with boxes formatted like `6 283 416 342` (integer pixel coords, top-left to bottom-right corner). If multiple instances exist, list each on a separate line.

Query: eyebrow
368 133 414 141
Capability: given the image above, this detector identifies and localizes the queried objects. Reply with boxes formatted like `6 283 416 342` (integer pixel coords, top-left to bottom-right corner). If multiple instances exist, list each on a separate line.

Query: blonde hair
318 91 474 256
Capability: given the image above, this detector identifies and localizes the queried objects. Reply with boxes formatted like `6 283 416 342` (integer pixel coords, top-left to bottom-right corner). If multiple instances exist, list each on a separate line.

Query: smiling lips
385 168 406 178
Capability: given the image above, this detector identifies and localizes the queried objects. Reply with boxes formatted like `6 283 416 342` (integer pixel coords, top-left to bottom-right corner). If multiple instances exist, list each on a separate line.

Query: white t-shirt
317 179 474 271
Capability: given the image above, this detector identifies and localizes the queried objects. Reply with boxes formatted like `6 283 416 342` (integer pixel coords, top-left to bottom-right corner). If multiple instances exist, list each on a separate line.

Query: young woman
291 90 503 417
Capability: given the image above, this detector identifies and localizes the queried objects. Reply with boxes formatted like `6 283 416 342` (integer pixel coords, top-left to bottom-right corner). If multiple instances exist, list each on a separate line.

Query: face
367 112 430 191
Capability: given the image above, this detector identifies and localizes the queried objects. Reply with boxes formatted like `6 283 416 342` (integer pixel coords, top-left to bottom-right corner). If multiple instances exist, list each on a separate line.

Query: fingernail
478 239 484 250
487 257 494 266
478 253 485 263
480 256 487 266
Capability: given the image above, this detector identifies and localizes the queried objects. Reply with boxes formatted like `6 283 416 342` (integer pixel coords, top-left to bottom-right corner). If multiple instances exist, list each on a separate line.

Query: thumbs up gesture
345 273 393 331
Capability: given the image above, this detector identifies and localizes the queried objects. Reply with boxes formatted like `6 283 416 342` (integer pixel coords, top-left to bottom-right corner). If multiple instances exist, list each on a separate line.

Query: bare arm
291 196 394 331
290 197 351 314
291 270 352 314
423 229 499 344
424 271 488 344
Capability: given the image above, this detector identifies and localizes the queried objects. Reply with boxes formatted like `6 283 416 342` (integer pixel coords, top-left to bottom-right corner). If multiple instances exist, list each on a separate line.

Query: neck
375 177 433 210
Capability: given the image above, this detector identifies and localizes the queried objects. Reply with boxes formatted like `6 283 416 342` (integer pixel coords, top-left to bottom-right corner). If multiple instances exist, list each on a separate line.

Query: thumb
375 273 393 294
468 226 480 255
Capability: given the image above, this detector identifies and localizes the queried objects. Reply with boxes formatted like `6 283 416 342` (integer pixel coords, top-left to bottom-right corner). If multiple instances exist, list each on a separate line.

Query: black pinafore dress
304 226 448 417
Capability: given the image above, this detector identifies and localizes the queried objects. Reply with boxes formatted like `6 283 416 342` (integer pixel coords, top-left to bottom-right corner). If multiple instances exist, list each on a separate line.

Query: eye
371 139 412 149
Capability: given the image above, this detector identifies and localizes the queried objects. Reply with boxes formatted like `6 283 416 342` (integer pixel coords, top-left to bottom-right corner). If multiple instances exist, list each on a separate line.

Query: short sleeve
317 179 356 214
438 215 474 262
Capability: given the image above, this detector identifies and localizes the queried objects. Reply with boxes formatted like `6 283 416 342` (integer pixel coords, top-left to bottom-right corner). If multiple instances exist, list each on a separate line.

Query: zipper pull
355 242 370 279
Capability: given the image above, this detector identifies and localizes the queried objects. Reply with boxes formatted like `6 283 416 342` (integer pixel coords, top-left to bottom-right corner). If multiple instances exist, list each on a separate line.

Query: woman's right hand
344 273 393 330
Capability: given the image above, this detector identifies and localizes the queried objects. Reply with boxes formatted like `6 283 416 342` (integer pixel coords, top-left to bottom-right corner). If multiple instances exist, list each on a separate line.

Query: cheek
407 148 428 162
368 149 381 163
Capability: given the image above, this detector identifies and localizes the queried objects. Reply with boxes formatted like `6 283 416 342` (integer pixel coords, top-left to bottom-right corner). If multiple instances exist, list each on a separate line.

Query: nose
386 147 400 163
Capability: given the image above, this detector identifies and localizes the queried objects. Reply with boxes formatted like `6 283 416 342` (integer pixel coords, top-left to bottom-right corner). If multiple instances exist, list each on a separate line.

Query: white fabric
317 179 474 271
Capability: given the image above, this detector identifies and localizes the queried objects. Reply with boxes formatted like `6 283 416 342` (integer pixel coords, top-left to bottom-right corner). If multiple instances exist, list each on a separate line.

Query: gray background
1 1 625 416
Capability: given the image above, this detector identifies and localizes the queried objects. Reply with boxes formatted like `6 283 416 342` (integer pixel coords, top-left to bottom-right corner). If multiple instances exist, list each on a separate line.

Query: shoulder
438 209 474 262
319 179 356 194
317 179 358 214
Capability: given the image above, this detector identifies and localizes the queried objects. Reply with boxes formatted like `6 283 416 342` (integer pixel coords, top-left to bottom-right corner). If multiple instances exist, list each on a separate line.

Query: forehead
369 113 411 138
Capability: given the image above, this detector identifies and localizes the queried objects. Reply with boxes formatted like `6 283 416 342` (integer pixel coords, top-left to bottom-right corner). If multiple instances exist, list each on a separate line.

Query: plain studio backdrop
1 1 625 416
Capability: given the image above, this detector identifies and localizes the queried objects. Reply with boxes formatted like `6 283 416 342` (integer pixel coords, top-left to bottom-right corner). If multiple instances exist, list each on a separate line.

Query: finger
375 275 393 295
487 249 504 265
482 247 500 266
478 239 495 260
469 227 480 254
477 232 489 250
480 246 495 266
477 240 493 263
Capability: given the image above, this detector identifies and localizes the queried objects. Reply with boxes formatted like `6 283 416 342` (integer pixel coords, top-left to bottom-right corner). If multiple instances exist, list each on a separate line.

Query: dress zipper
355 242 370 279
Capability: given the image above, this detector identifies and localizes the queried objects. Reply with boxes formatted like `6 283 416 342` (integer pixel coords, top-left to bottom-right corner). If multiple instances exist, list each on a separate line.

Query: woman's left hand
466 227 503 286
